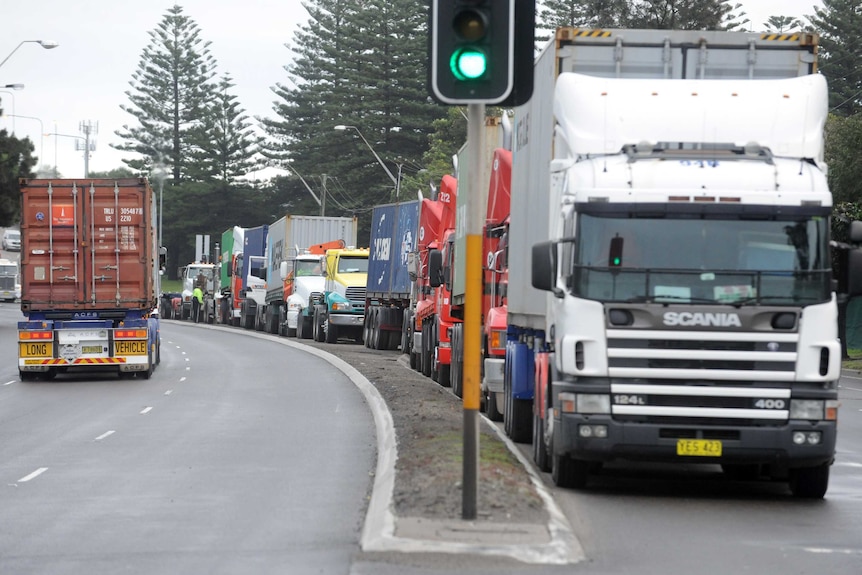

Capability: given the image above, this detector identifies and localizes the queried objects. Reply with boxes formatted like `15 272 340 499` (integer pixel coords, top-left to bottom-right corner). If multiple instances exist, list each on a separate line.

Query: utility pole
320 174 328 217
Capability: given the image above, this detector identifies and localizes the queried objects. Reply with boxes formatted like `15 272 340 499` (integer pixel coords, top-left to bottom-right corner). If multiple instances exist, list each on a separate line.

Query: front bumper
555 414 837 469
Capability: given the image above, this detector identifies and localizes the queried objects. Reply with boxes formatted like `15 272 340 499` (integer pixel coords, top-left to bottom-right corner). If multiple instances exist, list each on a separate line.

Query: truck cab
180 263 216 321
313 247 369 343
283 252 327 338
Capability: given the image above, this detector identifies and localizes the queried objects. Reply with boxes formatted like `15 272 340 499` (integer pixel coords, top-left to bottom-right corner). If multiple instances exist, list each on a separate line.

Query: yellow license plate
677 439 722 457
19 342 53 358
114 340 148 356
82 345 104 354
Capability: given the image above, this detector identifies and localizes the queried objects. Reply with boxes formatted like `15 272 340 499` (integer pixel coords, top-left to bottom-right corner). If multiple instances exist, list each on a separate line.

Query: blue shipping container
367 200 419 299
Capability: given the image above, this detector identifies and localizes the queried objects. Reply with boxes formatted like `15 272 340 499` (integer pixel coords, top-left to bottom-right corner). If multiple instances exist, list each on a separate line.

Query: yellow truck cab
312 247 369 343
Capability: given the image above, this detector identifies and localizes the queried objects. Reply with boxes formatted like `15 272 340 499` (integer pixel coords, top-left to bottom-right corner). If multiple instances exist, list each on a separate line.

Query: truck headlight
331 302 351 311
288 302 302 311
790 399 824 420
488 329 506 353
559 392 610 414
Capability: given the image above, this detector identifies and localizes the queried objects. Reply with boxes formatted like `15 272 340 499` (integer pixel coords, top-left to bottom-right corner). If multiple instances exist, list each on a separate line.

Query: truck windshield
338 256 368 274
295 260 324 277
569 213 831 306
0 264 16 276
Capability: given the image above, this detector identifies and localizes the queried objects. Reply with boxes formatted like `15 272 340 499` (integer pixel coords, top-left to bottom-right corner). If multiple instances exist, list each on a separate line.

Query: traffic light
430 0 515 105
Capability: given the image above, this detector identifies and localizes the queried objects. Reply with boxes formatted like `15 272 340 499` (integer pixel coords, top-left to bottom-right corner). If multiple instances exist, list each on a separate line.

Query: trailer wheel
142 351 154 380
438 363 451 388
450 324 462 397
789 462 830 499
421 322 433 378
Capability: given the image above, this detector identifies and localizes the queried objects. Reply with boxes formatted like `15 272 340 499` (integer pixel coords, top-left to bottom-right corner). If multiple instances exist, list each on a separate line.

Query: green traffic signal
451 48 487 80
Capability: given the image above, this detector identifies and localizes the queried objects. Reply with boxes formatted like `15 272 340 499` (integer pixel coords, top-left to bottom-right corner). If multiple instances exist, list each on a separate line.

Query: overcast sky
0 1 824 180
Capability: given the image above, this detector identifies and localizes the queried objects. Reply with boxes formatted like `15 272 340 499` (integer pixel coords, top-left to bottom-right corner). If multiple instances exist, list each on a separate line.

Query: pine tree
537 0 628 30
187 74 261 184
261 0 444 240
114 4 217 181
0 130 36 226
625 0 733 29
809 0 862 116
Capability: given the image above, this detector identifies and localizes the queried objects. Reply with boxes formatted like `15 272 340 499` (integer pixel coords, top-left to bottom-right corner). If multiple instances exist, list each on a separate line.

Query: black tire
312 307 325 342
410 350 418 370
299 315 312 339
421 322 433 378
789 463 830 499
438 362 452 388
142 351 154 380
486 390 503 421
450 325 462 398
552 451 590 489
533 410 551 472
325 317 338 343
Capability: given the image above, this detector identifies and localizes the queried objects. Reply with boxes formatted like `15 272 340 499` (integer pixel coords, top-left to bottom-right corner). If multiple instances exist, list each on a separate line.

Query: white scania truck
512 28 858 498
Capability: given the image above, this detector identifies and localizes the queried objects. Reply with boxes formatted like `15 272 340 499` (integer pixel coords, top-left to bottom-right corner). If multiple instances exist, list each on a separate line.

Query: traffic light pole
462 102 485 520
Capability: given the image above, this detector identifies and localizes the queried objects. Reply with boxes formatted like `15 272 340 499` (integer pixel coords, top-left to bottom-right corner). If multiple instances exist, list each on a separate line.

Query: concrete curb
181 322 584 564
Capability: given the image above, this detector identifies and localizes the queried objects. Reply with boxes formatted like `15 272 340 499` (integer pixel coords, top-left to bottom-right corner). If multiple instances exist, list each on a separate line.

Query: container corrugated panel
368 204 397 296
20 178 155 312
266 215 358 284
367 200 419 300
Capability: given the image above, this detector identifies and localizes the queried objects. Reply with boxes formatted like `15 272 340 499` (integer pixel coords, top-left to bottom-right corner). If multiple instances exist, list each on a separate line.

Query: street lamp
0 40 59 69
45 132 92 177
282 163 324 216
151 164 167 247
334 125 398 188
0 84 24 132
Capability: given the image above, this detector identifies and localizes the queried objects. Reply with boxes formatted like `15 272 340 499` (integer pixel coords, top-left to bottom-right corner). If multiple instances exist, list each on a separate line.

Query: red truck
413 175 458 386
17 178 162 380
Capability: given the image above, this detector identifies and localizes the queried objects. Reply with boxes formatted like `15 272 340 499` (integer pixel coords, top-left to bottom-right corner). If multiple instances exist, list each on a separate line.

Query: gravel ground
298 338 548 525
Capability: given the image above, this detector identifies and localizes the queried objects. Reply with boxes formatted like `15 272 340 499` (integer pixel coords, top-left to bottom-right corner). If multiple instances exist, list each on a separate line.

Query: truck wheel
142 351 154 380
552 453 590 489
325 319 338 343
438 363 451 388
789 463 830 498
486 390 503 421
299 316 312 339
533 410 551 472
313 308 325 342
421 323 433 378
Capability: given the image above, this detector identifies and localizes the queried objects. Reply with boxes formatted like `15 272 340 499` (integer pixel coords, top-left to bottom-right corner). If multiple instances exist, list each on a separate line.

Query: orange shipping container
19 178 157 313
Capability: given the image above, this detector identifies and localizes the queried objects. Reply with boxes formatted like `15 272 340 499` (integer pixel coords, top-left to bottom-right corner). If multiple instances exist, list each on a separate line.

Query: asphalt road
2 306 861 574
0 314 375 575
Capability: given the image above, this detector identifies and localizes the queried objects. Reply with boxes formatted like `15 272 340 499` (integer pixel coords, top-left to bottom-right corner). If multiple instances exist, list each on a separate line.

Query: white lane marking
165 390 173 395
179 377 187 382
803 547 861 555
185 367 190 371
19 468 48 482
184 357 190 362
140 406 153 414
3 380 14 386
94 430 115 441
182 351 187 355
838 462 862 468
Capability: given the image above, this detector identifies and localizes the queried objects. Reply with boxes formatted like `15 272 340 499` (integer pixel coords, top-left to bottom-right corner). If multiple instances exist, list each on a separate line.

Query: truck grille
345 286 366 303
605 328 797 425
0 277 14 289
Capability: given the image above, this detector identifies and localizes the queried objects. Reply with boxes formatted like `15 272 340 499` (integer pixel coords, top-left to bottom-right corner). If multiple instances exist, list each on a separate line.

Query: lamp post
333 125 398 192
0 84 24 132
7 114 43 167
282 164 324 215
0 40 59 69
151 164 167 247
45 132 91 177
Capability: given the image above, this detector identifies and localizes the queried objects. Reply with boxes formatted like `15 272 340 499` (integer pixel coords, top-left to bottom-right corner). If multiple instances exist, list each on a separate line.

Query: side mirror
532 241 558 293
280 261 288 280
429 249 443 288
848 248 862 297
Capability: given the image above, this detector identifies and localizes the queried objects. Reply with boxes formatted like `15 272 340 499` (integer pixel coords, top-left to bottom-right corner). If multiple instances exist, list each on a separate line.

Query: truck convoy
365 200 419 351
261 214 357 336
17 178 161 380
509 28 846 498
